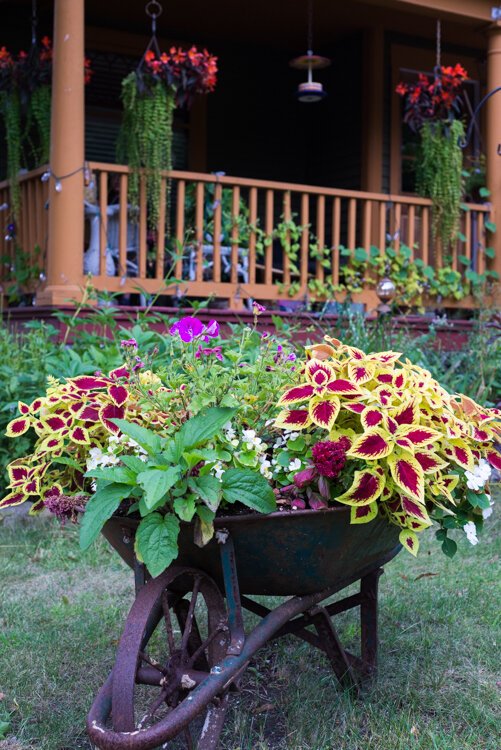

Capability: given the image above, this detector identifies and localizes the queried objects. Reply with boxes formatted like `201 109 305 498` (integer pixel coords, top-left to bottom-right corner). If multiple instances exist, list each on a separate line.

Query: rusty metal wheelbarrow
87 506 400 750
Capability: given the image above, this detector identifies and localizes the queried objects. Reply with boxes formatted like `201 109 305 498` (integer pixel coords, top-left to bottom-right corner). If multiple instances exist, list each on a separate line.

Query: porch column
486 21 501 281
37 0 85 306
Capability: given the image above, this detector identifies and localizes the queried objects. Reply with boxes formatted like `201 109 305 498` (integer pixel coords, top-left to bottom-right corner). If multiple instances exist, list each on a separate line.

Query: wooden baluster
139 176 147 279
332 197 341 286
265 189 273 286
230 186 240 285
347 198 356 249
300 193 309 291
26 180 35 265
378 202 386 252
175 179 185 279
212 182 222 282
248 187 257 283
421 206 430 267
316 195 325 282
407 205 415 252
464 208 472 270
282 191 291 286
394 203 401 251
155 177 166 280
477 211 485 275
362 200 371 252
99 171 108 276
195 182 204 282
119 173 128 279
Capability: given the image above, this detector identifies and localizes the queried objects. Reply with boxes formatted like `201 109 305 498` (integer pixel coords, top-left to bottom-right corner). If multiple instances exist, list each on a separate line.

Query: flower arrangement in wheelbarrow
1 313 499 575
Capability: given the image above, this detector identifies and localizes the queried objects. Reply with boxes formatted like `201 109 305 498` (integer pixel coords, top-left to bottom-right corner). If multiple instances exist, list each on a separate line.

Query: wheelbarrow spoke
180 575 202 659
162 589 178 654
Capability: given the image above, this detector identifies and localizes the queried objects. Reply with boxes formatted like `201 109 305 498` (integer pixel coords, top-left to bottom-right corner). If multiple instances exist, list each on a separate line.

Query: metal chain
436 19 441 70
31 0 37 45
145 0 163 35
307 0 313 53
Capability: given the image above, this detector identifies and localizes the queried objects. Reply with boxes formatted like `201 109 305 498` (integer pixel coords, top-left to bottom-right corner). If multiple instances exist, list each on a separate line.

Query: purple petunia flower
169 317 205 343
195 345 223 361
120 338 138 349
252 301 266 314
201 319 220 342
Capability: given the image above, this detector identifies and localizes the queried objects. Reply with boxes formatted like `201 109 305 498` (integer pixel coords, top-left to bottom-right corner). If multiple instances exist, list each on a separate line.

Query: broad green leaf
479 186 490 198
354 247 367 262
176 407 237 452
188 475 222 512
120 455 149 473
52 456 83 471
136 512 180 577
85 466 137 484
457 232 467 243
441 537 457 558
484 246 495 259
79 483 132 550
458 254 470 266
0 720 10 739
485 220 497 233
137 466 181 510
188 447 232 463
111 419 162 454
466 490 490 509
174 494 196 522
221 468 276 513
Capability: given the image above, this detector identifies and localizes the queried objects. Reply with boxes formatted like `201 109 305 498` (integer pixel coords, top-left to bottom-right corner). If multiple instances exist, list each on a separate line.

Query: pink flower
293 467 317 489
252 301 266 315
201 319 220 341
195 345 223 361
169 316 205 342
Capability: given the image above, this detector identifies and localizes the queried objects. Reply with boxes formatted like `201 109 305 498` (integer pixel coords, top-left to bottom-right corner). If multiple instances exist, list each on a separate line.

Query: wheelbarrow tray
103 506 401 596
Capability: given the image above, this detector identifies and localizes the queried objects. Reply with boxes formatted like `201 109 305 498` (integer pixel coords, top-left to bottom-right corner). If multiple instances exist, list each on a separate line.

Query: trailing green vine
117 74 175 228
29 83 51 164
417 120 465 249
0 90 22 218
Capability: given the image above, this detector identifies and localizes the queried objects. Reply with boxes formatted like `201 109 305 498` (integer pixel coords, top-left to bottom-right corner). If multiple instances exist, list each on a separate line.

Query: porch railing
0 163 494 310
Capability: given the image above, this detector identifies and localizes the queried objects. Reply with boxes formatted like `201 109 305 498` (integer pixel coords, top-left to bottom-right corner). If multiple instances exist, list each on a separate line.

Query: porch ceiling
4 0 490 50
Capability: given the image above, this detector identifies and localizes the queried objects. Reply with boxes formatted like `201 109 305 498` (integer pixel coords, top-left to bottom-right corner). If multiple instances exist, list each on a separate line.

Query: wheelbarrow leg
360 568 383 679
311 607 360 693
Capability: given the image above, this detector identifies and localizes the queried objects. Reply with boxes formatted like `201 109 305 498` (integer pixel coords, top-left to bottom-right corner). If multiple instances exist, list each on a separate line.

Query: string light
40 163 92 191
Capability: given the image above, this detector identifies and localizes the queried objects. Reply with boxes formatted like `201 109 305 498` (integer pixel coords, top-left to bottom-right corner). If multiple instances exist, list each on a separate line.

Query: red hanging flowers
140 45 218 108
395 63 468 132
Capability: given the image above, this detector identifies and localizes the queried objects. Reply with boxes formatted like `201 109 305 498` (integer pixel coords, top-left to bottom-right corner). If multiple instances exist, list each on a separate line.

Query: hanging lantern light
290 0 330 103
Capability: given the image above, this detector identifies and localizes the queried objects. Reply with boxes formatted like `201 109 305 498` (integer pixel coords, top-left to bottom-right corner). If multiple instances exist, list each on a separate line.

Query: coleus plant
0 317 498 574
274 338 500 556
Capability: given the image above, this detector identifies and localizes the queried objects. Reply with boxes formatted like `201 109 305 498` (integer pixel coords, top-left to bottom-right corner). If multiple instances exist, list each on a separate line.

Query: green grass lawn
0 498 499 750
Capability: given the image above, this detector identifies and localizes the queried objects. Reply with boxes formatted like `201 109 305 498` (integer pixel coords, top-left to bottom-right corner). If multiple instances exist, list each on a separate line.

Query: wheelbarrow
87 506 401 749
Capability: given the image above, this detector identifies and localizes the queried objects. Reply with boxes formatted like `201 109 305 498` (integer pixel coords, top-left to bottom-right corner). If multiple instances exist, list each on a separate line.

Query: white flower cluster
465 459 491 491
463 521 478 546
86 434 148 475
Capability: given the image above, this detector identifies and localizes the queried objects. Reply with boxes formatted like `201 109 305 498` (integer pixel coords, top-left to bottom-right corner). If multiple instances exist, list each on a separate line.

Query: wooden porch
0 163 495 310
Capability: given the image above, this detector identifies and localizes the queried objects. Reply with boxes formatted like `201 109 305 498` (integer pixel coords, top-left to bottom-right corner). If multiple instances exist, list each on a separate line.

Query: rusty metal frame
87 532 390 750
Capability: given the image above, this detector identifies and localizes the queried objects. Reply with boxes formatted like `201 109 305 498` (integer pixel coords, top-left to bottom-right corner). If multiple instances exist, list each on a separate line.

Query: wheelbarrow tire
111 565 230 749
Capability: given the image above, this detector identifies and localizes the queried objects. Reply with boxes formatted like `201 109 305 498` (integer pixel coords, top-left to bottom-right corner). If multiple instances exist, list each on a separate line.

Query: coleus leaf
275 409 311 430
335 469 385 506
308 397 340 431
5 417 31 437
396 425 442 447
387 454 424 503
348 429 392 460
399 528 419 556
401 496 431 525
350 501 378 524
277 384 315 405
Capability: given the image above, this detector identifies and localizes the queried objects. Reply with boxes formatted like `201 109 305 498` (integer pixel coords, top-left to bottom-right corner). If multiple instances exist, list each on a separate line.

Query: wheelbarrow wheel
111 565 230 749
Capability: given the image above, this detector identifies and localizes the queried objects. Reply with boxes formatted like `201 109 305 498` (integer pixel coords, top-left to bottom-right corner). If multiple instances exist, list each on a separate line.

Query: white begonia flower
482 493 494 519
286 432 300 443
86 447 105 471
212 461 225 481
242 429 263 451
463 521 479 546
91 480 97 492
288 458 302 472
465 458 492 491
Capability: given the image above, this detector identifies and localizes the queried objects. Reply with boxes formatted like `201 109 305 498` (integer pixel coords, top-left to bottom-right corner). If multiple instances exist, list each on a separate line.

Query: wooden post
37 0 85 306
486 22 501 283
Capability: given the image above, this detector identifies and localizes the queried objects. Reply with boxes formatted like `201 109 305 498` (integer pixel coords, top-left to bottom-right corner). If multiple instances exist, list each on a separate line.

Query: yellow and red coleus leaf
39 435 64 451
326 379 361 397
305 359 336 384
348 361 374 385
391 400 418 426
70 426 90 444
275 408 311 430
0 489 27 508
396 425 442 448
486 450 501 471
399 528 419 556
414 451 448 474
443 439 474 471
42 415 67 432
387 453 424 503
277 384 315 406
99 404 125 434
77 405 100 422
28 499 45 515
361 407 384 430
71 375 110 391
29 397 43 413
343 402 365 415
7 464 30 485
6 417 31 438
108 384 129 407
401 496 431 525
18 401 31 415
109 365 129 380
350 501 378 524
406 518 431 532
348 429 392 460
308 397 340 431
335 468 385 506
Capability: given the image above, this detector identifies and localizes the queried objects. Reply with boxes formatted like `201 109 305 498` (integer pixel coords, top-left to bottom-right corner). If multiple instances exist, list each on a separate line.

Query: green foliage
28 84 51 164
0 90 22 218
1 243 43 304
417 120 465 249
117 73 175 228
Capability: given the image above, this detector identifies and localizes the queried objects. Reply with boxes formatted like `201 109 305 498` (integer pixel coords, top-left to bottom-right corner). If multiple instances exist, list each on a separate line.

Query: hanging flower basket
0 37 92 219
396 64 468 253
117 42 217 228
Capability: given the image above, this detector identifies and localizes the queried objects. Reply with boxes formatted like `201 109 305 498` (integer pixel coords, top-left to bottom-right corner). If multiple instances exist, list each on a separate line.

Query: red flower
311 439 350 479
